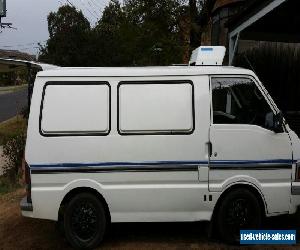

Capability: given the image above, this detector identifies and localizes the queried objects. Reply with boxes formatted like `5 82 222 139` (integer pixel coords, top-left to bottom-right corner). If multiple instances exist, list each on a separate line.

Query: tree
91 0 187 66
39 1 205 66
189 0 202 49
122 0 185 65
93 0 132 66
39 5 91 66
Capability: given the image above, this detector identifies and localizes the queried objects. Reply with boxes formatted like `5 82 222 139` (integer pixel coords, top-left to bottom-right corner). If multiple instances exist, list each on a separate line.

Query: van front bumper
20 196 34 217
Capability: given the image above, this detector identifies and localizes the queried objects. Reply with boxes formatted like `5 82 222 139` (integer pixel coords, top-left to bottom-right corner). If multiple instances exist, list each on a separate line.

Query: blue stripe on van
30 160 206 168
211 159 294 165
29 159 294 169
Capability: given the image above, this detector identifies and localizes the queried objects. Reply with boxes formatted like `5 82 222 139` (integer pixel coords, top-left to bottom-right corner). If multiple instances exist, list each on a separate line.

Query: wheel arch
58 186 111 224
210 182 267 238
214 182 267 217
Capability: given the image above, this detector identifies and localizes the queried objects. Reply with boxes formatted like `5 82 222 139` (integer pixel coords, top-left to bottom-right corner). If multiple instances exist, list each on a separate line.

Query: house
199 0 300 134
200 0 300 64
200 0 245 48
0 50 35 86
0 49 35 61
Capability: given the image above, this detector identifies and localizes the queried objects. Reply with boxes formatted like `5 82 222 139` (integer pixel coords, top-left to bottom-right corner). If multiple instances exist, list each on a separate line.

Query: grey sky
0 0 109 56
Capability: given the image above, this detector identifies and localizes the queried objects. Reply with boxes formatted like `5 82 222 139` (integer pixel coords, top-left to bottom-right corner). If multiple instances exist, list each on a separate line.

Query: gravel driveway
0 189 300 250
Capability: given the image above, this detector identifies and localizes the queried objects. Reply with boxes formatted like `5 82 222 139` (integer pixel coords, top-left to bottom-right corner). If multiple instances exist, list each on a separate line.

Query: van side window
40 82 110 136
118 81 194 135
211 77 274 129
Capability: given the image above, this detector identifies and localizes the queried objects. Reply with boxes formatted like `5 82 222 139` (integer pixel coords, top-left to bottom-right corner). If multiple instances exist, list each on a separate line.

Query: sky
0 0 109 56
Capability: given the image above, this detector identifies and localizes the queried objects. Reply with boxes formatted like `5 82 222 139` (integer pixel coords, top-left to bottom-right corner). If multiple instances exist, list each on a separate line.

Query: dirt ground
1 189 300 250
0 146 4 176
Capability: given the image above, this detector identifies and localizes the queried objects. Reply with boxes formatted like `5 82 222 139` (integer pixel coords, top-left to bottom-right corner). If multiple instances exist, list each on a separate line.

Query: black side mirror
265 112 284 133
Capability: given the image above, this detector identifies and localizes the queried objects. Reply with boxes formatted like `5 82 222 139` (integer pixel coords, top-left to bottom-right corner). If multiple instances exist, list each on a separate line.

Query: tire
64 193 106 249
217 188 262 244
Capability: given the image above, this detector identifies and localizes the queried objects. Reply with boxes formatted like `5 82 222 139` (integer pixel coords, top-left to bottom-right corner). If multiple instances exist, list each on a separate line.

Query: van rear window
40 82 110 136
118 81 194 135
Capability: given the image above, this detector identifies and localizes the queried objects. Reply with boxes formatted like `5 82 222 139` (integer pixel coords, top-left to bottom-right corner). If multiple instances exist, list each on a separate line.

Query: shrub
0 116 27 145
2 133 26 182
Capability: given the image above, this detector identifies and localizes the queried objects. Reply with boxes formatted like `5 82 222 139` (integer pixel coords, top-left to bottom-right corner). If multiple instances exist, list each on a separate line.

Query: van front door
208 76 293 214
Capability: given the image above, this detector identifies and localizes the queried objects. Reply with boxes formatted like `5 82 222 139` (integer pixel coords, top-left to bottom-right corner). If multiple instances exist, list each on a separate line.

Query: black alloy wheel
64 193 107 249
217 188 262 244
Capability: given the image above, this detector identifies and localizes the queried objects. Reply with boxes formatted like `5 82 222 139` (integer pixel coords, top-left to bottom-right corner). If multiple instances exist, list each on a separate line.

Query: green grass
0 116 27 145
0 84 27 94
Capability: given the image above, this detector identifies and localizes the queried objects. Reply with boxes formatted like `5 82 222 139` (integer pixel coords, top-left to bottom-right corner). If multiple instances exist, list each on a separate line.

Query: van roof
37 66 255 78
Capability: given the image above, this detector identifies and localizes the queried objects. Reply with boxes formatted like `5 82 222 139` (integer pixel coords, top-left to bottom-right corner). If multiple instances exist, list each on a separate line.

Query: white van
21 47 300 248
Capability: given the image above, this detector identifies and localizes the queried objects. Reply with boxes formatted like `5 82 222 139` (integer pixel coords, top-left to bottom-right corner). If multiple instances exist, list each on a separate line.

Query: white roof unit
189 46 226 66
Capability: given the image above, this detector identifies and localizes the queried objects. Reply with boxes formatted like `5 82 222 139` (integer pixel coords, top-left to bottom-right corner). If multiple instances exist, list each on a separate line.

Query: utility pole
0 0 14 31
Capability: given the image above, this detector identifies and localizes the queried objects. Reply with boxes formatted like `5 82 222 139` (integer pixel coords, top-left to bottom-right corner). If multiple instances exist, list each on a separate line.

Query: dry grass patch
0 115 27 145
0 84 27 94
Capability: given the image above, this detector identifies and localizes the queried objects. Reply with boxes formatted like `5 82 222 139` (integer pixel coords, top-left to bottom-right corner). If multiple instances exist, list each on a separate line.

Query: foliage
0 69 29 87
39 5 92 66
2 133 26 182
93 0 131 66
0 116 27 185
39 0 204 66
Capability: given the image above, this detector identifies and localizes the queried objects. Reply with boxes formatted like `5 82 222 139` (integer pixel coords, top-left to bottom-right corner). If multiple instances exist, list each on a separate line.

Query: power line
65 0 96 24
78 0 99 20
86 0 102 20
66 0 76 8
63 0 112 25
62 0 107 25
70 0 98 23
88 0 110 23
90 0 103 9
92 0 108 10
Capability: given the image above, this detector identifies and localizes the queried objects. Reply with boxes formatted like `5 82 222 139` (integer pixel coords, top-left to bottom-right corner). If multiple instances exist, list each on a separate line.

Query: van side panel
26 76 214 222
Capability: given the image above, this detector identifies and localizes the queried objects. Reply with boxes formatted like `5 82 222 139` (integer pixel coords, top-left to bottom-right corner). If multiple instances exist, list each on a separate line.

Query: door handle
207 142 212 157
